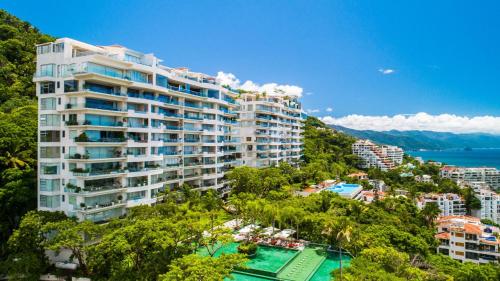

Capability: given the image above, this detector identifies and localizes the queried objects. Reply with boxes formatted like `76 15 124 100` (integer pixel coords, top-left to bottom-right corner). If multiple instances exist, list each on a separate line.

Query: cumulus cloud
320 112 500 134
216 71 303 97
378 68 395 75
326 107 333 112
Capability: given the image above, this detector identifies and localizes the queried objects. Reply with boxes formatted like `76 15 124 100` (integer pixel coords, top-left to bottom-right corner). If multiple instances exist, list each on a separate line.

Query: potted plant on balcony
75 132 90 142
73 153 81 159
117 195 123 203
80 202 86 210
83 120 91 125
237 241 258 258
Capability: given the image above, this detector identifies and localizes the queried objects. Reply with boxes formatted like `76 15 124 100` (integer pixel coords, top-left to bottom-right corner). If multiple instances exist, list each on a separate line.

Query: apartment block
440 166 500 190
35 38 303 222
435 216 499 264
416 193 466 216
352 140 403 171
238 93 304 168
474 189 500 225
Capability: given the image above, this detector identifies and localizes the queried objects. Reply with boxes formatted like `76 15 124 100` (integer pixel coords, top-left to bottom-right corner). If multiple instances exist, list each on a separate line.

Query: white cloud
378 68 395 75
216 71 303 97
326 107 333 112
320 112 500 134
305 92 314 96
306 109 320 114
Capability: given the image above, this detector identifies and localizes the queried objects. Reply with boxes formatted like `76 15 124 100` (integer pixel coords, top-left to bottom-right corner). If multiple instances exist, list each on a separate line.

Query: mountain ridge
330 125 500 150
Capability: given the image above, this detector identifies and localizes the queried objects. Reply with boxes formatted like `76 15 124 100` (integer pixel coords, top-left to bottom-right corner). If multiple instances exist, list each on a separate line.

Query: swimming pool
325 183 363 199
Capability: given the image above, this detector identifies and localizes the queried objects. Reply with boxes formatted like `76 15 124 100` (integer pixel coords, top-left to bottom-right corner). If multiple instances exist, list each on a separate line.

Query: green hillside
0 9 53 258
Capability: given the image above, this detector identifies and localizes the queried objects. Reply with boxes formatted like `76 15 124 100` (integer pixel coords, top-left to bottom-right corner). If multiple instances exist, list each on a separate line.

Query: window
125 53 141 63
129 70 148 83
40 163 59 175
40 147 61 158
156 74 168 88
64 80 78 92
37 44 51 55
52 43 64 53
40 81 55 94
40 179 60 192
40 114 60 126
40 131 60 142
39 64 55 77
454 232 464 237
40 195 60 208
40 98 56 110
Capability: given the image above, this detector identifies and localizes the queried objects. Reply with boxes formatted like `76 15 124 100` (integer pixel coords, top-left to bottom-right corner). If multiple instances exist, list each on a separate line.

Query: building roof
435 232 451 239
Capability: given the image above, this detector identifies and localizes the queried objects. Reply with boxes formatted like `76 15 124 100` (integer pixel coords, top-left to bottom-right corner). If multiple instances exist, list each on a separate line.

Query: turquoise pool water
325 183 362 195
309 253 352 281
206 242 299 273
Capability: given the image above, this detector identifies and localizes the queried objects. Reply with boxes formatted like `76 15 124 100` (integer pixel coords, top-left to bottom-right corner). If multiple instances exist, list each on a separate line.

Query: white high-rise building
238 93 304 167
416 193 466 216
474 189 500 225
351 140 403 171
35 38 304 222
440 166 500 190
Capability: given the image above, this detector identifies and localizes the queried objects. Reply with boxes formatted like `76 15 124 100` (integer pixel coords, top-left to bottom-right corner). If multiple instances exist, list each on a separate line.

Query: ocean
406 148 500 169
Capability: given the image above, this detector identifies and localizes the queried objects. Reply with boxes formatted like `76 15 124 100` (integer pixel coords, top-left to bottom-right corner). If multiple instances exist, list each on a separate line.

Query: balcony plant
72 153 82 159
71 167 89 173
80 202 86 210
237 241 258 258
66 183 81 193
117 195 123 203
75 132 90 142
83 120 91 125
65 120 78 126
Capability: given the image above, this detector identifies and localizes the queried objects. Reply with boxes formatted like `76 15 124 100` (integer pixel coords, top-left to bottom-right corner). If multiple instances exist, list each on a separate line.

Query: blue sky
3 0 500 132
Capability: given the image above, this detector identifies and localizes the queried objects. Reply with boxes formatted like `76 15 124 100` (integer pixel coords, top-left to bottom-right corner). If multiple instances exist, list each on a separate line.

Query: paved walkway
277 247 326 281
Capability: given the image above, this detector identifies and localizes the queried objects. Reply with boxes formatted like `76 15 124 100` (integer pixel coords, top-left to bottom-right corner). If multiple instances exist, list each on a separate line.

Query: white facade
352 140 403 171
416 193 466 216
35 38 304 222
475 189 500 225
238 93 304 168
440 166 500 190
435 216 499 264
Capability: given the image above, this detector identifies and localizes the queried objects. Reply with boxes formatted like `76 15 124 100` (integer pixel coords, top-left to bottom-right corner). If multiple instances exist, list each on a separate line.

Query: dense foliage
0 9 498 281
0 9 54 259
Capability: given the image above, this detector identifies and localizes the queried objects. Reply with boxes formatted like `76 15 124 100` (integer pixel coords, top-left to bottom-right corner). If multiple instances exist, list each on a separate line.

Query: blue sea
407 149 500 169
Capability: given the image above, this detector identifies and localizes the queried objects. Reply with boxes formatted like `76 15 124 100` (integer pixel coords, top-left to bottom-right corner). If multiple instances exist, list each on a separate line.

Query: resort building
238 92 304 168
415 174 433 184
440 166 500 190
474 189 500 225
35 38 304 222
435 216 499 264
416 193 466 216
352 140 403 171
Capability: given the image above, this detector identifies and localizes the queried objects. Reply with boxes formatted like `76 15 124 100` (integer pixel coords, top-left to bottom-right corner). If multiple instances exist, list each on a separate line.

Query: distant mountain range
330 125 500 150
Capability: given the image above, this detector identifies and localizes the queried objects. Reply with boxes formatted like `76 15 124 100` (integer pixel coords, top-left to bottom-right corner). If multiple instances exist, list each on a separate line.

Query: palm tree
322 217 353 281
421 202 441 227
336 220 353 281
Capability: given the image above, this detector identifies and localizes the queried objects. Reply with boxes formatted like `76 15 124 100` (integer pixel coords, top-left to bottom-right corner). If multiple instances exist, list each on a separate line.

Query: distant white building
474 189 500 225
435 216 499 264
415 174 433 183
440 166 500 190
352 140 403 171
417 193 466 216
368 179 387 192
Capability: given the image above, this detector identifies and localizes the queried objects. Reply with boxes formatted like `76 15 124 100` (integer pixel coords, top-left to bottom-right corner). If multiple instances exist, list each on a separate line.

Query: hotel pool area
325 183 363 199
200 242 351 281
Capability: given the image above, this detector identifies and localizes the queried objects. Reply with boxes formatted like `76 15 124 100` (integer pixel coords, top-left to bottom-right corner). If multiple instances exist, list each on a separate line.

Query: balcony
66 120 126 128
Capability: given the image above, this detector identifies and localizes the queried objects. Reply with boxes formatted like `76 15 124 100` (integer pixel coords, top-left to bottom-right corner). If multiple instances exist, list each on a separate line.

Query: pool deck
276 247 326 281
210 242 351 281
